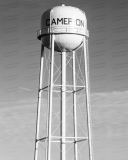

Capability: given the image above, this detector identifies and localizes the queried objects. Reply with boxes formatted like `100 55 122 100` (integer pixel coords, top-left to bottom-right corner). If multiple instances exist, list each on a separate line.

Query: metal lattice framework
34 35 93 160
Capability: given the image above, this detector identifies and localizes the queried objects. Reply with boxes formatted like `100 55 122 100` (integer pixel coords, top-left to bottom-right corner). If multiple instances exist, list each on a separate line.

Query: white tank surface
37 4 88 52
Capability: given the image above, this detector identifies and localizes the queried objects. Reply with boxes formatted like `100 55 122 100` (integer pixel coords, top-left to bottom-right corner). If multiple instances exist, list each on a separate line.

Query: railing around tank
37 27 89 40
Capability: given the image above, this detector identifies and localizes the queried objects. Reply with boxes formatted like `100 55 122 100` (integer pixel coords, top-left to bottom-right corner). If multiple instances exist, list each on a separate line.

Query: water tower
34 4 93 160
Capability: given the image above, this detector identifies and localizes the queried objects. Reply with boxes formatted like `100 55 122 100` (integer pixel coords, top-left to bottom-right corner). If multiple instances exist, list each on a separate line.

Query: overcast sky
0 0 128 160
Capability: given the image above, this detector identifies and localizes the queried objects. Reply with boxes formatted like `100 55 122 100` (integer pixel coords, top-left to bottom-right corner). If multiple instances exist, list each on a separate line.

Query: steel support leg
83 36 93 160
61 51 66 160
47 34 55 160
72 51 78 160
34 44 44 160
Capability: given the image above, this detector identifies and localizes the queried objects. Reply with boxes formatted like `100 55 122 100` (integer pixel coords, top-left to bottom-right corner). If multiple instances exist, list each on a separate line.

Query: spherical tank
37 4 87 52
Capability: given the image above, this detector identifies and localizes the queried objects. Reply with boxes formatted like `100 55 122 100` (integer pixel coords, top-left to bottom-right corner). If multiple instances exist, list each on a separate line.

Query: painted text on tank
46 18 84 27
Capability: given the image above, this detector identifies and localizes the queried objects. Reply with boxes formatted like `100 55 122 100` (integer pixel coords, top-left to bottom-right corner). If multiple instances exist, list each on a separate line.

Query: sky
0 0 128 160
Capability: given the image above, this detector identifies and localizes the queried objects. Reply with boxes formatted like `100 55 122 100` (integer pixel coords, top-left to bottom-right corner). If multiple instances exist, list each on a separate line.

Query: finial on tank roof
61 2 65 6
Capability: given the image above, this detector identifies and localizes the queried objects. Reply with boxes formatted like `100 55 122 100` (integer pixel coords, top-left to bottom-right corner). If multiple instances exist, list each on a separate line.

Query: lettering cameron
46 18 84 27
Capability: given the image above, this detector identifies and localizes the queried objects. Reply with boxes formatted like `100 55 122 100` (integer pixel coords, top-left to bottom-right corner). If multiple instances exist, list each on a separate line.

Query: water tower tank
37 4 87 52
